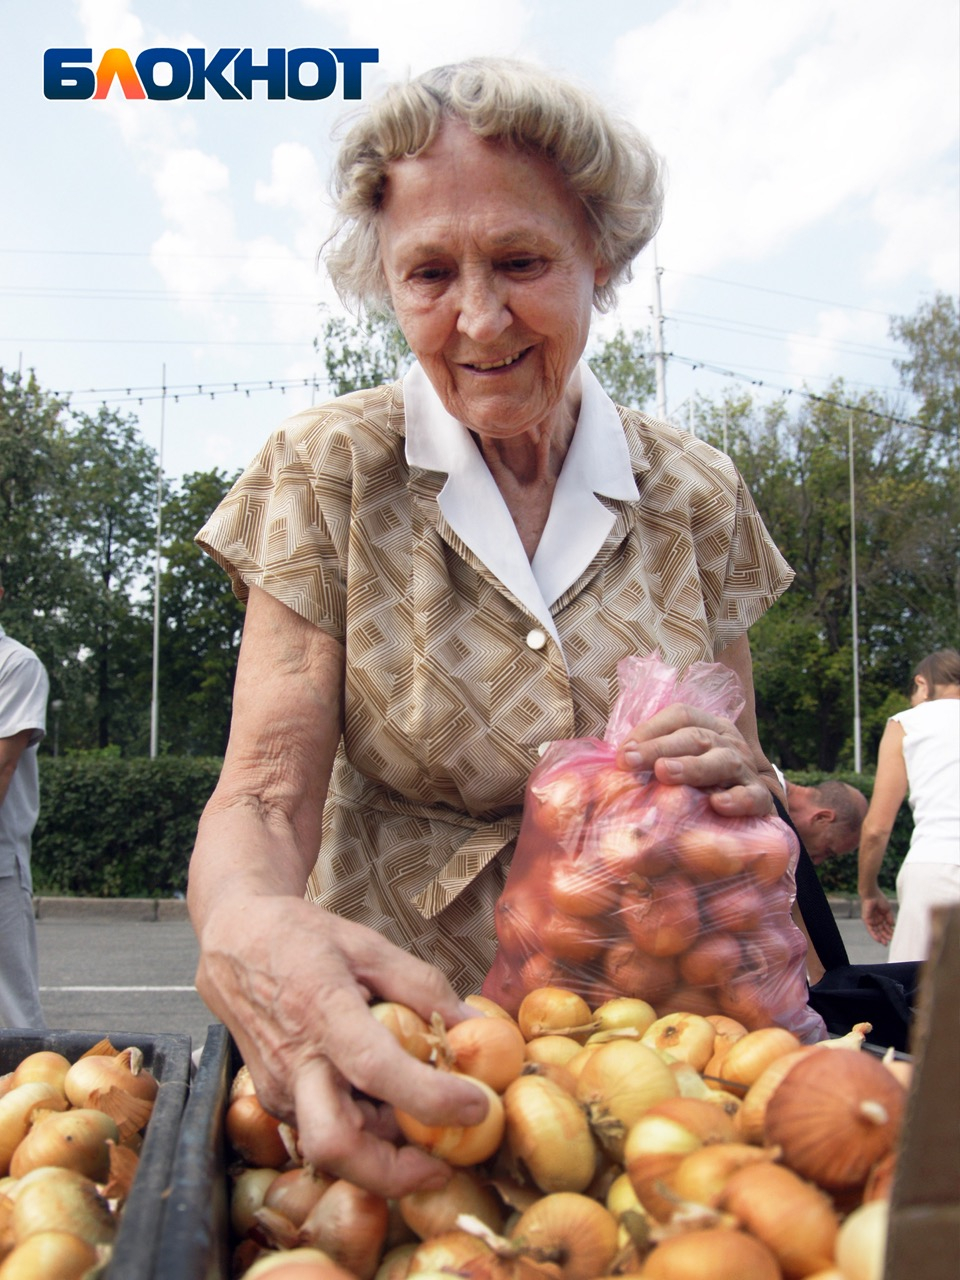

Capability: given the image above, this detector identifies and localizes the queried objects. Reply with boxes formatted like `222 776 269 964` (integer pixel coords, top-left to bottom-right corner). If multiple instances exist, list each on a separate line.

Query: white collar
403 360 638 646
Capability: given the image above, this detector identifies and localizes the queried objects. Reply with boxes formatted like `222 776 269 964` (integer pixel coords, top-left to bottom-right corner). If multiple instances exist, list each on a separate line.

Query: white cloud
611 0 960 289
301 0 536 77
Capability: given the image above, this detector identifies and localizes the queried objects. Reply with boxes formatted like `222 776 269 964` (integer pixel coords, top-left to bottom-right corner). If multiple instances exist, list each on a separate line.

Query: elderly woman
189 58 793 1196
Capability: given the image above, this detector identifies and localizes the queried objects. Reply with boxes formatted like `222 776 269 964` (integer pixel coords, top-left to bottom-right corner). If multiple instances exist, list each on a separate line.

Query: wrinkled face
378 120 609 441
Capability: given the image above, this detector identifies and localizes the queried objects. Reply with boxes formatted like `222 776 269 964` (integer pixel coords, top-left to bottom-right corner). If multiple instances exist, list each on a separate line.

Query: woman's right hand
860 890 895 947
195 893 489 1198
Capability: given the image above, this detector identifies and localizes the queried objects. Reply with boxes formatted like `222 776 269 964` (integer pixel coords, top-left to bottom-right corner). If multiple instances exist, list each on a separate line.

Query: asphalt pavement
25 896 892 1054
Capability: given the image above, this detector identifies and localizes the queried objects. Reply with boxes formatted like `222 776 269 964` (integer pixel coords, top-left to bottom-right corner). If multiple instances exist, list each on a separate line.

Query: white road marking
40 985 198 992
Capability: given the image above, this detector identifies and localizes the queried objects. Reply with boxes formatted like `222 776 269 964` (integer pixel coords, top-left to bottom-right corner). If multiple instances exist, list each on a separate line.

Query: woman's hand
616 702 776 818
195 893 488 1197
860 891 895 947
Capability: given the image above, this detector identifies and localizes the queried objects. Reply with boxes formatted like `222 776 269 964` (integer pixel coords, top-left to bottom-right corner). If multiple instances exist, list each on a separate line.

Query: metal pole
848 410 862 772
651 239 667 420
150 364 167 759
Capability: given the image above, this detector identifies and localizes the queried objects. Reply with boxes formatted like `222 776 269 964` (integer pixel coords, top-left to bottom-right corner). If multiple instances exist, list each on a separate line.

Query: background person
0 570 50 1030
858 648 960 961
783 777 868 866
188 58 796 1196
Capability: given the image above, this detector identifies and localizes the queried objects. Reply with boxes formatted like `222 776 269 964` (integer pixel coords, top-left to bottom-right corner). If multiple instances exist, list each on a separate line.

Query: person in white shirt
858 649 960 962
0 571 50 1029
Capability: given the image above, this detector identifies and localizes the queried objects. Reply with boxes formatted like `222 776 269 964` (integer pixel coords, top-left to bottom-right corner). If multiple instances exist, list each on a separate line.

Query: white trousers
0 863 47 1029
889 861 960 964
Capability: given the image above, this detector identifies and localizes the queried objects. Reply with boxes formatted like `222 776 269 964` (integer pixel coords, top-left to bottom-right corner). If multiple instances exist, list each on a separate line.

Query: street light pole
651 238 667 420
848 410 862 772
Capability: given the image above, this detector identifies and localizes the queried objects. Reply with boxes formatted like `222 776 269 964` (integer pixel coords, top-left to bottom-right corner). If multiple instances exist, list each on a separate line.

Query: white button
525 628 548 651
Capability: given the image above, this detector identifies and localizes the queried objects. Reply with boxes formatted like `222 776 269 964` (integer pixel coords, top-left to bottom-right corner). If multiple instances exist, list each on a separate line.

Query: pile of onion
223 987 908 1280
0 1037 159 1276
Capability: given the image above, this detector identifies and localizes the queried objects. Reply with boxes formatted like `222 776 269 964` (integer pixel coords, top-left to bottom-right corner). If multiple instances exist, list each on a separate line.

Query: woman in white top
858 649 960 961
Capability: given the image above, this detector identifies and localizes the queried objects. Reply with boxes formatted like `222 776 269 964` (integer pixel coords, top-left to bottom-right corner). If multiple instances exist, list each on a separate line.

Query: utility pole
848 410 862 772
150 364 167 760
651 238 667 420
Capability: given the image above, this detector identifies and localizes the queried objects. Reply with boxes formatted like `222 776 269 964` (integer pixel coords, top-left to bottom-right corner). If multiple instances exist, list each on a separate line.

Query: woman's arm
857 719 908 946
188 586 487 1196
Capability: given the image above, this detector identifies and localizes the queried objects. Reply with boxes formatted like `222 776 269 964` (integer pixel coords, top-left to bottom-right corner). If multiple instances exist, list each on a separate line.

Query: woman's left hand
616 701 776 818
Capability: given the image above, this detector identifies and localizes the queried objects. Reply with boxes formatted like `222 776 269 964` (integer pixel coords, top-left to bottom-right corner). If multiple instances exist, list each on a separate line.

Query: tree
62 406 159 750
0 370 82 662
586 326 656 410
155 469 245 755
318 311 411 395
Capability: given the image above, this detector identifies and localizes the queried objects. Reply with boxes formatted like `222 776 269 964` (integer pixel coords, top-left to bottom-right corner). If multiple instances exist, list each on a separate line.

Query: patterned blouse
196 370 793 995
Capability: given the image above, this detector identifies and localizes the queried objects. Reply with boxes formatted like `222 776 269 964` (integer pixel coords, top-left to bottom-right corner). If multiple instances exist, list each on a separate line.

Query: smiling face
378 121 610 442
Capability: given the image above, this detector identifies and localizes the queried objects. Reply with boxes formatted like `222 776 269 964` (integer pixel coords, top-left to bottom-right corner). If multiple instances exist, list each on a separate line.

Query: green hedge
784 769 911 897
29 759 910 901
33 756 223 898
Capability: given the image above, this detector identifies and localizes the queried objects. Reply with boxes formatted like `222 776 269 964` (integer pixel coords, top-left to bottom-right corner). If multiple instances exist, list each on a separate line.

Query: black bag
774 795 922 1053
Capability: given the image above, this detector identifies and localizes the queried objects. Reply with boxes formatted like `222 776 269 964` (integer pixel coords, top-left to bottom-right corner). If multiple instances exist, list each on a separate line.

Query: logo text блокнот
44 47 379 100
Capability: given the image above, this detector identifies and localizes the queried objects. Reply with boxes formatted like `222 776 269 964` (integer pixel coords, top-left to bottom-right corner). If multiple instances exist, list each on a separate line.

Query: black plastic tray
0 1026 192 1280
153 1022 235 1280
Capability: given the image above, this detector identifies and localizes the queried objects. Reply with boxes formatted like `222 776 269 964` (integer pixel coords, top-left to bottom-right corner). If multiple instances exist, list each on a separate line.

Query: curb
33 896 191 922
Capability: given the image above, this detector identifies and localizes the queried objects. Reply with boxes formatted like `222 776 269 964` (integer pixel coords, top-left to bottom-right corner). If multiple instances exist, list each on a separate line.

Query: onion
0 1084 68 1176
0 1229 99 1280
601 940 678 1005
62 1050 157 1139
464 995 517 1023
641 1013 717 1072
509 1192 619 1280
408 1228 509 1280
226 1094 291 1169
231 1167 281 1238
834 1199 888 1280
523 1035 583 1068
736 1048 815 1143
619 874 699 958
640 1226 781 1279
9 1053 71 1099
763 1049 906 1190
9 1108 119 1183
502 1074 597 1194
679 933 743 988
713 1027 803 1096
395 1079 505 1166
517 988 594 1042
671 1141 774 1208
590 997 657 1038
441 1017 527 1093
623 1112 703 1220
575 1040 678 1159
243 1247 362 1280
720 1161 839 1276
548 857 622 918
263 1167 335 1229
399 1170 504 1241
298 1179 390 1280
9 1167 116 1247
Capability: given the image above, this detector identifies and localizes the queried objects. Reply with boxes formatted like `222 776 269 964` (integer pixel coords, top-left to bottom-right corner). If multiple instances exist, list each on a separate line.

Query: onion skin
720 1161 839 1278
298 1180 390 1280
443 1017 527 1093
8 1053 71 1099
763 1048 907 1190
243 1247 363 1280
639 1225 781 1279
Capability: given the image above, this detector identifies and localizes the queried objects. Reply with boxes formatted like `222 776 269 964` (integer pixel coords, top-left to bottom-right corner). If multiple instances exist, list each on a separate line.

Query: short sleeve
0 646 49 746
712 469 794 653
196 413 352 642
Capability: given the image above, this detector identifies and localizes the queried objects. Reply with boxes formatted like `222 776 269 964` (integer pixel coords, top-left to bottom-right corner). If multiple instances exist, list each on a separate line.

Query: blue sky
2 0 957 483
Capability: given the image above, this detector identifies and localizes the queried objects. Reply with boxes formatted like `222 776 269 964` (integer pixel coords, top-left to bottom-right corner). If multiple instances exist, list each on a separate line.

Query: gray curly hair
324 58 664 314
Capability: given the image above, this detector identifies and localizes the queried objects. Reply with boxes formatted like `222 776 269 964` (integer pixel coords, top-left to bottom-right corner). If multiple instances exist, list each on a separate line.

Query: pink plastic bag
483 655 826 1043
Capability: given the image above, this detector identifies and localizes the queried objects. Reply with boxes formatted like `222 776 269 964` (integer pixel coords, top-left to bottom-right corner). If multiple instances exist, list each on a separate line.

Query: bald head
786 780 869 865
